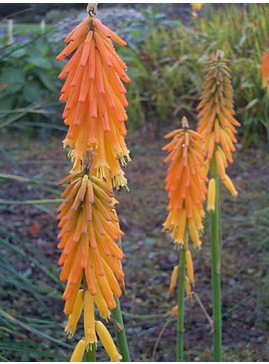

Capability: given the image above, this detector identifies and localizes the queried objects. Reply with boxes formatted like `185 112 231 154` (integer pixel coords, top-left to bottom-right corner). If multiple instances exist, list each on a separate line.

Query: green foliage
0 29 63 133
119 4 269 141
0 227 70 361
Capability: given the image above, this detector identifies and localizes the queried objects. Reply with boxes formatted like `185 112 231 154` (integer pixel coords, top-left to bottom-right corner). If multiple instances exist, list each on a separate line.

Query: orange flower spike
197 50 240 196
57 13 131 188
261 50 269 93
163 116 207 248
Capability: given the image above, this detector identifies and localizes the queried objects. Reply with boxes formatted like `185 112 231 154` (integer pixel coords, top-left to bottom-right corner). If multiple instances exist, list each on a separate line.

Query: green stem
112 296 131 362
85 346 96 362
210 158 222 361
177 243 186 362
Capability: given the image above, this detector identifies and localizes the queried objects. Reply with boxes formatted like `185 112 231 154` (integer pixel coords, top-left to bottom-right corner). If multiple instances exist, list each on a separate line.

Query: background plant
119 4 269 143
0 27 63 138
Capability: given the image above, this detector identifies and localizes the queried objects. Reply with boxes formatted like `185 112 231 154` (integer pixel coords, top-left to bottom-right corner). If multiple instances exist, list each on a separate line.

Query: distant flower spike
261 50 269 93
163 116 207 248
197 51 240 200
191 3 203 18
57 14 131 189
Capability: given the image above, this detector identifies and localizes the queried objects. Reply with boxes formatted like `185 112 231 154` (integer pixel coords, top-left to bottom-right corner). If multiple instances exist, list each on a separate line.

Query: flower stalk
112 297 131 362
197 50 240 361
56 3 131 360
163 116 207 361
85 346 96 362
209 157 222 361
176 243 186 362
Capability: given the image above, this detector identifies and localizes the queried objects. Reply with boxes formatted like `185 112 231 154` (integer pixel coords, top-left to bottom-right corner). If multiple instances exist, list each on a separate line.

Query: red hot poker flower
197 51 240 198
58 168 124 322
163 117 207 248
261 50 269 93
57 15 130 189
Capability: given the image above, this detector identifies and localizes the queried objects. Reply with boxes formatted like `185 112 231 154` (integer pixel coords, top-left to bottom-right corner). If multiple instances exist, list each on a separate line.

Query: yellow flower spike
223 174 238 197
65 289 84 337
197 51 240 196
84 290 97 347
207 178 216 213
185 276 192 302
169 265 179 294
163 117 207 248
94 284 111 321
95 320 122 362
70 339 86 362
58 165 124 315
185 250 194 285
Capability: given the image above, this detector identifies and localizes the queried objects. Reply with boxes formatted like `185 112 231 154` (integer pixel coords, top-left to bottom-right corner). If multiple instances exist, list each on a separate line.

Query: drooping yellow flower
84 290 97 347
185 250 194 285
197 51 240 199
57 13 130 189
207 178 216 212
163 116 207 248
261 50 269 93
70 339 86 362
185 276 192 301
169 265 179 294
65 289 84 337
95 320 122 362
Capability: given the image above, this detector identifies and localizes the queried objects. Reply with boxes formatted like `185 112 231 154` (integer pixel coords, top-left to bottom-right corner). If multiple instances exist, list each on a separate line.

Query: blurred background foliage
0 3 268 144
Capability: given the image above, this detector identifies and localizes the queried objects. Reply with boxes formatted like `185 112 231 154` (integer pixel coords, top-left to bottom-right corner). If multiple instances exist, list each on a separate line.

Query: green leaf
0 67 25 93
38 70 57 92
22 80 43 102
27 56 51 70
0 95 16 110
11 48 26 58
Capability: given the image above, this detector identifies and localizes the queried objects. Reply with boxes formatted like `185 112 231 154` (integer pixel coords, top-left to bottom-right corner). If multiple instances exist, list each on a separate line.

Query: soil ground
0 129 268 362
